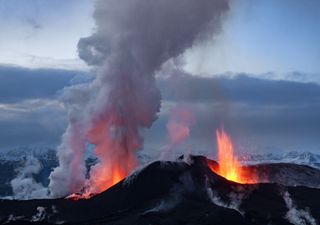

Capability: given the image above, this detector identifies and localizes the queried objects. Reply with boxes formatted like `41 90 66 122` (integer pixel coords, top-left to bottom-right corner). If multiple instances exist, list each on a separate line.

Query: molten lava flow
209 128 257 184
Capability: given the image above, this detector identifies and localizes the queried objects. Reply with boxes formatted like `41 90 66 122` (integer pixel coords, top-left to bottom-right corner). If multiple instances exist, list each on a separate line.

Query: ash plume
49 0 230 197
161 106 195 160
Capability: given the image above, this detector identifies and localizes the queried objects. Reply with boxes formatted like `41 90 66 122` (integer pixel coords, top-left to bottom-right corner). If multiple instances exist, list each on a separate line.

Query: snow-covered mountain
239 151 320 169
1 147 320 169
0 147 57 162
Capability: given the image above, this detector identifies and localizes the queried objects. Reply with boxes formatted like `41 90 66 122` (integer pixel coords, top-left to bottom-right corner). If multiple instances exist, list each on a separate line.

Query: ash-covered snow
0 147 57 162
3 147 318 169
238 151 320 169
137 151 320 169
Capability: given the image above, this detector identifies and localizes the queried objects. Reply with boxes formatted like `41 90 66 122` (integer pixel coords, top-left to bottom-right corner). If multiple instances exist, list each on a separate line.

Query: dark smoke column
49 0 230 197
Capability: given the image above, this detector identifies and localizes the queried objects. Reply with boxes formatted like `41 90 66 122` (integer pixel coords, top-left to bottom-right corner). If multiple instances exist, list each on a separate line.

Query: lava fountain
209 128 257 184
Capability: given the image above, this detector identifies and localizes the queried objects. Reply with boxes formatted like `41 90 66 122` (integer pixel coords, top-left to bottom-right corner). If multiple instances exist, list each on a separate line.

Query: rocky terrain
0 155 319 225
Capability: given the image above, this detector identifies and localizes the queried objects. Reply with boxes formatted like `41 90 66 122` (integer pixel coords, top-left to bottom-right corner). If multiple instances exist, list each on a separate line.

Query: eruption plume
49 0 230 198
161 106 195 160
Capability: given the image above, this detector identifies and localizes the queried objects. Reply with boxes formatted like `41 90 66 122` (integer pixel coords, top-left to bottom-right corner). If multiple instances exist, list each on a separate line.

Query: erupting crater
208 128 258 184
68 127 259 200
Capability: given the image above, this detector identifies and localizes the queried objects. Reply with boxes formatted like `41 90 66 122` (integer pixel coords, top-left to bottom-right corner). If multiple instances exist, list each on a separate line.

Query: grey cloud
0 65 85 150
0 65 89 103
0 99 67 150
0 64 319 154
144 72 320 154
282 71 320 84
158 72 320 105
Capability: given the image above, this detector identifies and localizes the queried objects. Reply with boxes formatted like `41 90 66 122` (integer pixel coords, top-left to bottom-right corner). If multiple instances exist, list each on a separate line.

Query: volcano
0 155 319 225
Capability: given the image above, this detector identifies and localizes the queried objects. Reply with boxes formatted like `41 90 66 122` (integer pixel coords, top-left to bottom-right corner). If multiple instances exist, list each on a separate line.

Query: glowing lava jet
209 128 257 184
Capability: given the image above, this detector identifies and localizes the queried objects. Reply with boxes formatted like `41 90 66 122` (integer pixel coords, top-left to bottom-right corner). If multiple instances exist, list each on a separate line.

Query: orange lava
66 163 127 200
209 128 257 184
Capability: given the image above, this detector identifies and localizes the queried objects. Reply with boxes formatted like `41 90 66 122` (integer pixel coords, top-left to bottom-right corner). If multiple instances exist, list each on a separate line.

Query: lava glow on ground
209 128 258 184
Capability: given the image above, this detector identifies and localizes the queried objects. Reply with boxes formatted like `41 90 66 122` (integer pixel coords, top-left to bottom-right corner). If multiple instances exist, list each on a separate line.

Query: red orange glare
209 128 257 184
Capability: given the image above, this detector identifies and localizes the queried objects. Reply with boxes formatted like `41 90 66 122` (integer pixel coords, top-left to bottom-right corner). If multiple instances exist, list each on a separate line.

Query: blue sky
1 0 319 75
186 0 320 77
0 0 94 69
0 0 319 154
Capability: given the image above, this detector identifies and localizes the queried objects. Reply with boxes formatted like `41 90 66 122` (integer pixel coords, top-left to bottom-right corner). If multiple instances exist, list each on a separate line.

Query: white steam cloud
49 0 230 197
10 156 48 200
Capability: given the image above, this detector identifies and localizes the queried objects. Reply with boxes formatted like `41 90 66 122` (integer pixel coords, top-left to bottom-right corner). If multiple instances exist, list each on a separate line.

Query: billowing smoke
161 106 195 160
49 0 230 197
10 156 48 200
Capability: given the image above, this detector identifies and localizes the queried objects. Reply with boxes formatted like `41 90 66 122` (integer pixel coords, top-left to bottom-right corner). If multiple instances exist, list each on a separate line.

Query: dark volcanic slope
0 155 319 225
245 163 320 188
